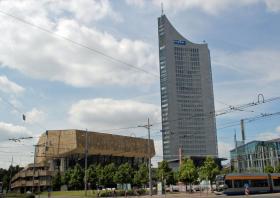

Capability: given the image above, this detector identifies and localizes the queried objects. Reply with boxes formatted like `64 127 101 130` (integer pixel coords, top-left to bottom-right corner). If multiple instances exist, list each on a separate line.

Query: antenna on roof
161 2 164 16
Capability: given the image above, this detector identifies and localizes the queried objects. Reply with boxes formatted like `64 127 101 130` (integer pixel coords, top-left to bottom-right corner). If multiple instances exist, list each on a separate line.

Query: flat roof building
158 14 218 163
11 129 155 192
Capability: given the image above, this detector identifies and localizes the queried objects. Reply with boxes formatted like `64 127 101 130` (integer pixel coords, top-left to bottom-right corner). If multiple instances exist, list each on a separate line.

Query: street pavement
35 192 280 198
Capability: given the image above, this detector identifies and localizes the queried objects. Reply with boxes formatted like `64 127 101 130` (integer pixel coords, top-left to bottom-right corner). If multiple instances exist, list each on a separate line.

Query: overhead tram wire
0 9 159 79
151 95 280 128
218 111 280 130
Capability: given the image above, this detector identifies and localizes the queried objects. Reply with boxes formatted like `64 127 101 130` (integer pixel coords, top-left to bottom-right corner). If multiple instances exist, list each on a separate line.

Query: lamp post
138 118 152 196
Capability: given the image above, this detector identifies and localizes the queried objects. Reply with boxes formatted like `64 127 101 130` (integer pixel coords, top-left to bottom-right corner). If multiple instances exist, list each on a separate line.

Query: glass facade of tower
158 15 218 161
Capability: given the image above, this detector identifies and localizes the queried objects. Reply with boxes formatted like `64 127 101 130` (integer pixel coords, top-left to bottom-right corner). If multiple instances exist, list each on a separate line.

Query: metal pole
85 129 88 197
148 118 152 196
9 156 13 192
32 145 36 193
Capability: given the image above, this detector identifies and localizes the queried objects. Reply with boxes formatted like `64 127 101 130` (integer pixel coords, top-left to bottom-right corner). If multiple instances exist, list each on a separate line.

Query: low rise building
230 138 280 173
11 129 155 192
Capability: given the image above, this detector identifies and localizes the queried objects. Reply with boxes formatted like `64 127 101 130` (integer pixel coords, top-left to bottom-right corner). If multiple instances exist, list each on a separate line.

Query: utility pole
9 156 13 192
241 119 245 144
84 129 88 197
32 145 37 193
138 118 152 196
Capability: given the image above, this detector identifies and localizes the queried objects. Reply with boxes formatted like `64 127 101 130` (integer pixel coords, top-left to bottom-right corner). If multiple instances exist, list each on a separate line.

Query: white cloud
69 98 161 130
127 0 280 14
25 108 46 124
0 75 24 94
48 0 123 23
0 0 157 87
256 131 279 141
255 126 280 141
0 122 31 142
265 0 280 12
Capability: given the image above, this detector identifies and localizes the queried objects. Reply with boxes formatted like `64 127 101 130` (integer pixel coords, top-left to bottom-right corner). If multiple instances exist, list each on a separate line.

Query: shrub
99 190 112 197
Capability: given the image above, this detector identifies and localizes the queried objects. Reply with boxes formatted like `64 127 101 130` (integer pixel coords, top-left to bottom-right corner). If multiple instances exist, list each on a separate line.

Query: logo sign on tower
173 40 186 45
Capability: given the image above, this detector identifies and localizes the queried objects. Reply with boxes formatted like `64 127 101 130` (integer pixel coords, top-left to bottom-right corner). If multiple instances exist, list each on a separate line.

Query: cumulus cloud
265 0 280 12
48 0 123 23
25 108 46 124
0 75 24 94
0 122 31 142
68 98 161 131
126 0 280 14
255 126 280 141
0 0 157 87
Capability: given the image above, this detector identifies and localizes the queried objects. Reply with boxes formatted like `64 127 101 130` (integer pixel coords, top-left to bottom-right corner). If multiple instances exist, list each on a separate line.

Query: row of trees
52 163 151 191
52 157 220 191
178 157 219 191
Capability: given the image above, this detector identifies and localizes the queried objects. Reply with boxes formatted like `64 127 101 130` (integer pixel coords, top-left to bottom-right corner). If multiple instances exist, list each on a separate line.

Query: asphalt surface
35 192 280 198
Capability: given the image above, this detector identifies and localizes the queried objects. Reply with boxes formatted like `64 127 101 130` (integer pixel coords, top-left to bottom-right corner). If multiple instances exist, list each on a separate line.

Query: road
35 192 280 198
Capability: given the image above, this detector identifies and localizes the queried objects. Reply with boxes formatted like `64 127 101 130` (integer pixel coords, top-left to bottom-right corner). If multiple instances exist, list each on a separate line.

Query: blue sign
174 40 186 45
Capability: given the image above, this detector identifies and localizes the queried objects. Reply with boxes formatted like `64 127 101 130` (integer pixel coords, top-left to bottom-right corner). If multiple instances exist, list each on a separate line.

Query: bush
115 190 125 196
136 188 147 195
99 190 112 197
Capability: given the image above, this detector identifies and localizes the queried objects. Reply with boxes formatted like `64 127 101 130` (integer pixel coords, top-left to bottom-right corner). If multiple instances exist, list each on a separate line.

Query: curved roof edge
159 14 207 46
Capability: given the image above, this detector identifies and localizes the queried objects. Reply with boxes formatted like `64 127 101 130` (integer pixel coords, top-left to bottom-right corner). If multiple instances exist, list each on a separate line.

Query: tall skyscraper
158 14 218 162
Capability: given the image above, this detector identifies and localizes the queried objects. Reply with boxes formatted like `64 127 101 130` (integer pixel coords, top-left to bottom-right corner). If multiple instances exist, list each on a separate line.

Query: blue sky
0 0 280 168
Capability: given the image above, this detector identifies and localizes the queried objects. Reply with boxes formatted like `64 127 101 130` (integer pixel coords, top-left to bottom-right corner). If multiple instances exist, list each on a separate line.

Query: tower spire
161 2 164 16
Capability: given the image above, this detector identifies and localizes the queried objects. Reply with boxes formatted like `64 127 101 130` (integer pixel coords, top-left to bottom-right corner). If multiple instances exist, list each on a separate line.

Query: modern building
11 129 155 192
158 14 218 163
230 138 280 173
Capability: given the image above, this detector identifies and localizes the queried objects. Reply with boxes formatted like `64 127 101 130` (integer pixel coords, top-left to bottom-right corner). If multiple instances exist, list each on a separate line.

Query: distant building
11 129 155 192
230 138 280 173
157 14 218 164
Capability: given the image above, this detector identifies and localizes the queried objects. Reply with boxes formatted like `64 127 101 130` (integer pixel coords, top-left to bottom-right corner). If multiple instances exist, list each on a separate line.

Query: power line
218 111 280 130
0 9 159 78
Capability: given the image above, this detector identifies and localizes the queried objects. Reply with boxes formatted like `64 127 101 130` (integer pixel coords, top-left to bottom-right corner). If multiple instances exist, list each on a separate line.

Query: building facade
158 14 218 161
230 139 280 173
11 129 155 192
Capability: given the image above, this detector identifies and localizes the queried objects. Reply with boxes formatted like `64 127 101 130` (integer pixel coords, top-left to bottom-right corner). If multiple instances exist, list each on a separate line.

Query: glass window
251 179 268 187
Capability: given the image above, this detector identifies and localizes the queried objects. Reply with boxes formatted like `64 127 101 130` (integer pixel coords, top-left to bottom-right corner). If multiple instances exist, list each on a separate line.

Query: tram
223 173 280 195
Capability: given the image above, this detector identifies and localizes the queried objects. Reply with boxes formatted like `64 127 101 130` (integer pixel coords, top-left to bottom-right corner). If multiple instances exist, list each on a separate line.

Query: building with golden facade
11 129 155 192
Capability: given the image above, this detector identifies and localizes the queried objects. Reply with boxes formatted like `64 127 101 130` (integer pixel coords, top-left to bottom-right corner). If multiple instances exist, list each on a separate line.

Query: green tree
134 163 149 187
275 165 280 173
2 175 9 191
61 168 71 186
156 160 174 185
114 163 133 185
179 158 198 192
198 157 220 190
86 164 98 189
95 164 104 188
102 163 116 187
68 164 84 190
52 172 61 191
264 165 274 173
